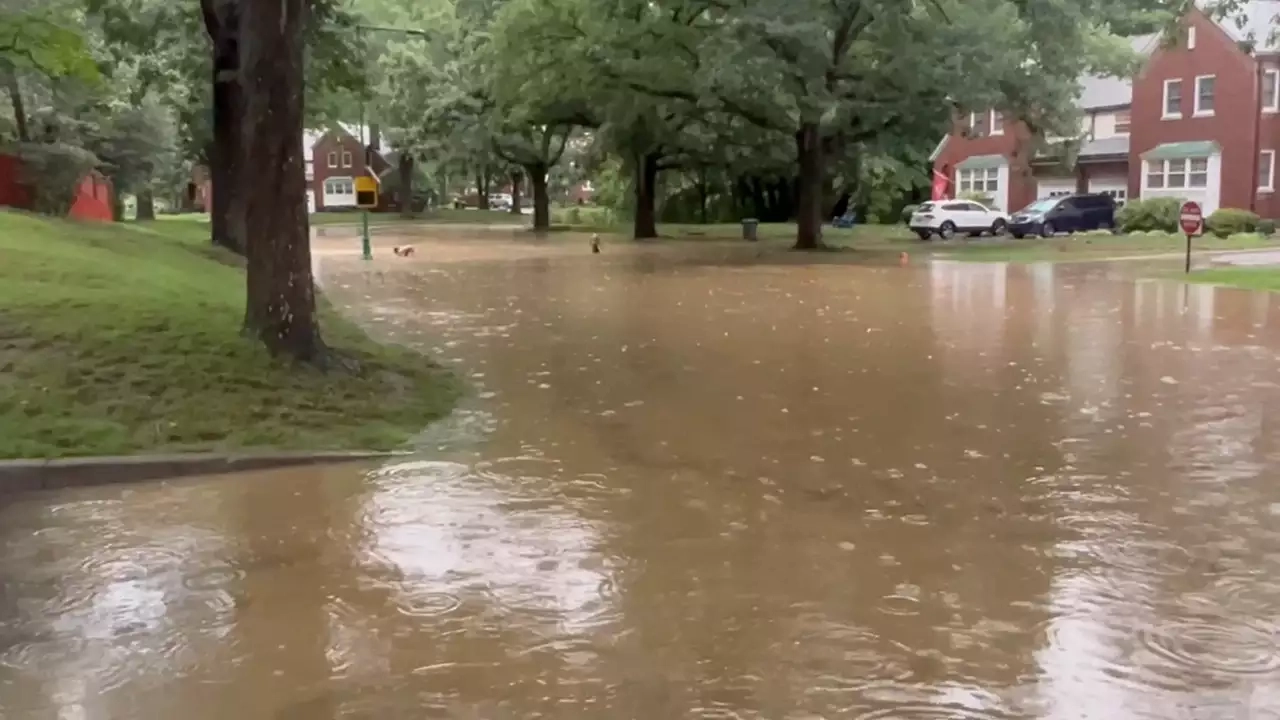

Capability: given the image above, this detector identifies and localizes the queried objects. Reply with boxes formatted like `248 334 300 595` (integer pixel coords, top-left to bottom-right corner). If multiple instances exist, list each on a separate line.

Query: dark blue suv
1008 194 1117 238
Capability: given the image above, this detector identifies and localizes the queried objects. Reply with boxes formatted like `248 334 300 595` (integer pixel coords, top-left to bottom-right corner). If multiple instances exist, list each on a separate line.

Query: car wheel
915 230 933 241
1041 222 1056 238
939 221 957 240
991 219 1007 236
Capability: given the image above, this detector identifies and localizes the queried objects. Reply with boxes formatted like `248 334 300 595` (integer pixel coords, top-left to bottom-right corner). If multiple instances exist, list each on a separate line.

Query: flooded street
6 238 1280 718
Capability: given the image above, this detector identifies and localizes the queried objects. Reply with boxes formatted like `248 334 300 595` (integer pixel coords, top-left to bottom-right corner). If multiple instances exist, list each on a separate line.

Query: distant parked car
909 200 1008 240
1008 193 1116 238
490 193 512 210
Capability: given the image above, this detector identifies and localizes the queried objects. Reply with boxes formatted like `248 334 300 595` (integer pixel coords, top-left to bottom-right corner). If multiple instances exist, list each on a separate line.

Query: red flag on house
931 168 951 201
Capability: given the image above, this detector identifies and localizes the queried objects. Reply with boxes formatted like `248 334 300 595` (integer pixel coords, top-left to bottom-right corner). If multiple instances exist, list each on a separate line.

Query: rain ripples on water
4 243 1280 717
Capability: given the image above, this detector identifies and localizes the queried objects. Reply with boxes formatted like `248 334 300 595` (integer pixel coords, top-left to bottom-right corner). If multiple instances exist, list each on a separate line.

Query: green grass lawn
930 231 1278 263
0 211 460 459
574 221 1278 262
1185 267 1280 291
156 210 527 227
310 208 526 226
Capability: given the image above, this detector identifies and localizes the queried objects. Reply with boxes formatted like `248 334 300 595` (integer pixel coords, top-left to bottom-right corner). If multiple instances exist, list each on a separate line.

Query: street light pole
351 24 430 261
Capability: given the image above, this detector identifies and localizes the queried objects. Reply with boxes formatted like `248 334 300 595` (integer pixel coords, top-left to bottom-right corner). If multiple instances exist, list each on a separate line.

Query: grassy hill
0 211 459 458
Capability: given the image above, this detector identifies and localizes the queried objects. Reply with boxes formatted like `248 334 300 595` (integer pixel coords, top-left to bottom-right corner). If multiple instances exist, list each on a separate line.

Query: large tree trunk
203 0 243 254
397 153 413 216
110 193 125 222
3 64 28 142
526 162 550 231
238 0 322 362
476 170 490 209
697 168 708 224
633 152 659 240
794 122 825 250
509 169 523 214
136 188 156 220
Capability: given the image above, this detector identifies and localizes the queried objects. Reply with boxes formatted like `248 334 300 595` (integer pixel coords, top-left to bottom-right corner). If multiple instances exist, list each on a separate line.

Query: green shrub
1259 218 1277 236
1206 208 1260 238
551 204 615 228
1117 197 1183 233
901 204 919 224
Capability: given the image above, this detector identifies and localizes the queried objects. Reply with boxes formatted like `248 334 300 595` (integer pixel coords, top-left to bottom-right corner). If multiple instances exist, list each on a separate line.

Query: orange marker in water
900 251 909 266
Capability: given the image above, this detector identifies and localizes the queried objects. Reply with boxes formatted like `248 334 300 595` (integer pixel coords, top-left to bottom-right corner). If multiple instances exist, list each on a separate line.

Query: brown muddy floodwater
6 237 1280 718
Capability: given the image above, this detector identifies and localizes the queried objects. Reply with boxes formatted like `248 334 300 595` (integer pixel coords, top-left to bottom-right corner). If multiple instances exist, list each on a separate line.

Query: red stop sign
1180 201 1203 235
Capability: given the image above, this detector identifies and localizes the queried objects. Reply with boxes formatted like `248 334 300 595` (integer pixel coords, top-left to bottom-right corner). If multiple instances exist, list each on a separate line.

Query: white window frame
1194 75 1216 117
1187 25 1197 50
323 176 354 196
1163 79 1183 119
1260 150 1276 193
967 111 987 137
1264 69 1279 113
341 150 353 168
1146 157 1208 190
327 151 337 168
990 110 1004 136
956 167 999 195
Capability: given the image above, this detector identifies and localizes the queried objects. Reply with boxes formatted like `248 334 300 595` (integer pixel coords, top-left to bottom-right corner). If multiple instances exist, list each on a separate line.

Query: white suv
909 200 1008 240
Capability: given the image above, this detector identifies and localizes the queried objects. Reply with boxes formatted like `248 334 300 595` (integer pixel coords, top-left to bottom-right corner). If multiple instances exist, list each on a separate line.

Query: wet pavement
5 239 1280 718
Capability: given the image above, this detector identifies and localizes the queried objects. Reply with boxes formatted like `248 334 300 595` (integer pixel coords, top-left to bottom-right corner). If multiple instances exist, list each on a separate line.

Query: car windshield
914 202 935 212
1020 199 1059 214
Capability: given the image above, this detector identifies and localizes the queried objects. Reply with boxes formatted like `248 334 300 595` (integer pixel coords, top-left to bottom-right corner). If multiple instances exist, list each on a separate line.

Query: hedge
1206 208 1260 238
1116 197 1183 233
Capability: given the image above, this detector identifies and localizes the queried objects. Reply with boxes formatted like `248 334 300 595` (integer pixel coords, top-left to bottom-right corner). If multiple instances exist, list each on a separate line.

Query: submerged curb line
0 451 408 494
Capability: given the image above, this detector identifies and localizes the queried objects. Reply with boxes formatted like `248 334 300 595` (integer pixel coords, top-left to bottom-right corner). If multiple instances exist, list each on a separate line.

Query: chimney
368 123 381 151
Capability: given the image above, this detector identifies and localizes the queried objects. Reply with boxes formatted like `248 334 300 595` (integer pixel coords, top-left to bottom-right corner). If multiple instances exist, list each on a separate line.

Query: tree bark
136 188 156 220
633 152 659 240
794 122 825 250
203 0 243 254
3 64 28 142
111 193 125 222
697 168 708 224
509 169 523 214
238 0 322 362
525 162 550 231
476 170 490 209
397 152 413 216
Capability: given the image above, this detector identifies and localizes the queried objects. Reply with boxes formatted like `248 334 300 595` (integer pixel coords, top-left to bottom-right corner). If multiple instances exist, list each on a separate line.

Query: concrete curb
0 451 408 495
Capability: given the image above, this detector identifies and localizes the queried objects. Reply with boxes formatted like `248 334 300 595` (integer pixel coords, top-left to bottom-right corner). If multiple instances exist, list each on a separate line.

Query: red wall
931 113 1036 212
0 154 32 209
68 174 113 221
1130 10 1259 211
0 153 113 221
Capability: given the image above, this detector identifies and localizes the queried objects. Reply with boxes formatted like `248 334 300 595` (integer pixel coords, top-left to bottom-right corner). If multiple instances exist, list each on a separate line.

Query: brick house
932 0 1280 218
309 125 392 212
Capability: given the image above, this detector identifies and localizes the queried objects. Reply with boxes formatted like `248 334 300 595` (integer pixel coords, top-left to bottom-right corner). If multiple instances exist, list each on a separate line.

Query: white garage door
1088 177 1128 206
1036 178 1075 200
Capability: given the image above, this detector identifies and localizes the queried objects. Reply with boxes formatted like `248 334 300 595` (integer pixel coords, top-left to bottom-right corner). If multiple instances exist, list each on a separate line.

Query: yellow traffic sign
355 176 378 209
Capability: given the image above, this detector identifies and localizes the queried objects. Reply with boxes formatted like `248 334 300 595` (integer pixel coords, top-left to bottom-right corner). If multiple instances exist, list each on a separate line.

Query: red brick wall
1257 57 1280 219
68 173 113 221
932 113 1036 212
1130 10 1259 211
0 154 31 209
311 131 366 211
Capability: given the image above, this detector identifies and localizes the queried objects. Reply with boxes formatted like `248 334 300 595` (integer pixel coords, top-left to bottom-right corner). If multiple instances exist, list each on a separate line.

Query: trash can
742 218 759 241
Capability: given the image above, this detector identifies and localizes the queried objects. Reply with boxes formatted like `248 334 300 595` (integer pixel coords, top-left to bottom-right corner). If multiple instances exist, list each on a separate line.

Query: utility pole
352 24 431 260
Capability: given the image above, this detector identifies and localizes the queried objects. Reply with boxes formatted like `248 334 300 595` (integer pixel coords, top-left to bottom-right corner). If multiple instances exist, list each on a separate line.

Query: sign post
355 176 379 261
1180 201 1203 274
